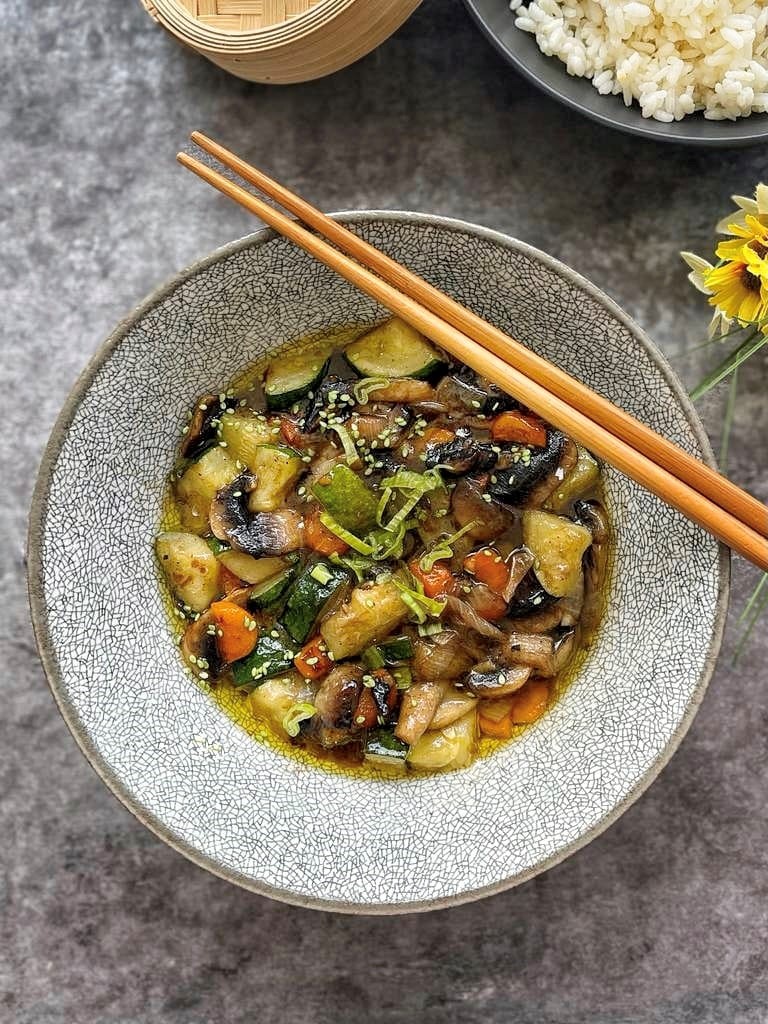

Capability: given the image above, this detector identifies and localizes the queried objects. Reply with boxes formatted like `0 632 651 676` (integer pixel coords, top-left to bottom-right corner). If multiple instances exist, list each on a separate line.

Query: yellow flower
716 183 768 235
703 258 768 324
715 214 768 262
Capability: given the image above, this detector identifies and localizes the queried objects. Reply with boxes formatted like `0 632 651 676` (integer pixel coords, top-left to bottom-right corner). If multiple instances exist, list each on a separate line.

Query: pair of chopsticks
178 132 768 572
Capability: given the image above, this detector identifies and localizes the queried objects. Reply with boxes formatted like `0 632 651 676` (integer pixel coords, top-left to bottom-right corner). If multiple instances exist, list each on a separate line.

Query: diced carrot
304 506 349 556
490 410 547 447
210 600 259 664
479 713 513 739
463 547 510 593
294 635 333 680
219 565 244 595
510 680 550 724
354 687 378 729
409 557 455 599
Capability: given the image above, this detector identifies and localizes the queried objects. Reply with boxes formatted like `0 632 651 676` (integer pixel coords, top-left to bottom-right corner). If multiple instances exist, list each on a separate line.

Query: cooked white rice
510 0 768 121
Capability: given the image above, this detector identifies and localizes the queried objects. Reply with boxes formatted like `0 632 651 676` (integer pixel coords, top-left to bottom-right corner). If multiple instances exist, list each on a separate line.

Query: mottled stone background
2 1 768 1021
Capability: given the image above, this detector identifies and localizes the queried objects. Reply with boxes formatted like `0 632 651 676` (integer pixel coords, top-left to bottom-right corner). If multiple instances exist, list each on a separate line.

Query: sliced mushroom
181 611 222 681
465 661 531 697
210 473 304 557
395 681 446 745
451 476 512 541
487 431 569 506
552 628 577 675
412 630 475 681
436 367 516 415
352 404 413 446
575 499 610 590
424 426 497 476
311 664 364 748
180 393 227 460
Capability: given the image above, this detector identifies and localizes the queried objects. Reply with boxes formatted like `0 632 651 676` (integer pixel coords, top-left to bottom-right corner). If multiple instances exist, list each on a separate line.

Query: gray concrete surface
3 1 768 1021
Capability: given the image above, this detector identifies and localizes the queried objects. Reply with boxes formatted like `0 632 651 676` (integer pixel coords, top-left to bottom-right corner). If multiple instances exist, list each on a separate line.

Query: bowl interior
29 213 727 911
464 0 768 146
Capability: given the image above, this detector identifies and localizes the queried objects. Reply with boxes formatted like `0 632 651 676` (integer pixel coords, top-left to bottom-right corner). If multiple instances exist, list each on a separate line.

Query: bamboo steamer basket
140 0 422 84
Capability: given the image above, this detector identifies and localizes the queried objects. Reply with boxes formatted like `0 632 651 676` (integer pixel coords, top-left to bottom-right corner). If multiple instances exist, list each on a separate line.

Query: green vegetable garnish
282 702 317 738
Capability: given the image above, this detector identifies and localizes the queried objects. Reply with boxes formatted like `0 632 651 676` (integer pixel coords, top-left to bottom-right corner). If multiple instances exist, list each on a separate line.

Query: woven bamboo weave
140 0 421 82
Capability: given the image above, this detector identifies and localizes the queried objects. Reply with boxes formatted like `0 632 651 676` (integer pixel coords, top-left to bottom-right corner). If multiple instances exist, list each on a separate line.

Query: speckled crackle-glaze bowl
28 212 728 913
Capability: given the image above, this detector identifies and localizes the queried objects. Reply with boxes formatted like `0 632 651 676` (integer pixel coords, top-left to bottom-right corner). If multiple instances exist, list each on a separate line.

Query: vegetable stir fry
157 318 609 775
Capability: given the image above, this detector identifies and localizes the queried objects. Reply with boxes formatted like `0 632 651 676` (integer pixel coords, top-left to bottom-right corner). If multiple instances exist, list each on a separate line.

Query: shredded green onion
419 520 479 571
282 702 316 738
392 666 413 690
310 563 333 585
362 645 386 670
319 512 374 554
329 551 376 583
353 377 390 404
329 423 360 465
417 621 444 637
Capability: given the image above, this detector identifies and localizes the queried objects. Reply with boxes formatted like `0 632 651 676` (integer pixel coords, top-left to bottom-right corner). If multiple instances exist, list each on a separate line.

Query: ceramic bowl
464 0 768 146
28 212 728 913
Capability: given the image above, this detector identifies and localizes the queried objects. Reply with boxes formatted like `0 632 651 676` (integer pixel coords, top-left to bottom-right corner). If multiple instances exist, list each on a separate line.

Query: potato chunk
156 531 220 611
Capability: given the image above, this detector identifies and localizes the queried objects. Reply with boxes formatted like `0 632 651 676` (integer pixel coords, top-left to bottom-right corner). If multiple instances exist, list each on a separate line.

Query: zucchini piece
320 579 409 660
311 464 378 534
264 348 329 411
378 635 414 664
175 446 239 535
545 445 600 512
156 532 221 612
345 318 445 380
247 569 296 610
218 550 291 586
247 444 304 513
522 510 592 598
218 410 277 469
281 561 350 644
231 625 297 689
364 729 408 775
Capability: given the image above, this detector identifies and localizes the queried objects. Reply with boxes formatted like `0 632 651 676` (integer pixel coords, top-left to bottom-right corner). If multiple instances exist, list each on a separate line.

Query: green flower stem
690 328 767 401
719 366 738 473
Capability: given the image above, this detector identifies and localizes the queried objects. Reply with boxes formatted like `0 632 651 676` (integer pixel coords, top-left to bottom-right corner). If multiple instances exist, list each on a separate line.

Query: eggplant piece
438 366 517 415
299 374 356 433
451 477 512 542
424 426 498 476
210 472 304 557
506 569 558 618
487 430 567 505
465 661 531 697
180 393 228 460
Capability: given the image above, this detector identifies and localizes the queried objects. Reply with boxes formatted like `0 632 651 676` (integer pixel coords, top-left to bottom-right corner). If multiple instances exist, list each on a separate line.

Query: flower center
741 266 762 293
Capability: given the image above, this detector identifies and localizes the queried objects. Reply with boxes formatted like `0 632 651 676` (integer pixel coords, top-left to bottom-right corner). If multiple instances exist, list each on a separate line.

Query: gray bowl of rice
464 0 768 145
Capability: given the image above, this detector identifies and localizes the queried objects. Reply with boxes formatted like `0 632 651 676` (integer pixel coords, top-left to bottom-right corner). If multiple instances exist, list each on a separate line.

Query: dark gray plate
464 0 768 146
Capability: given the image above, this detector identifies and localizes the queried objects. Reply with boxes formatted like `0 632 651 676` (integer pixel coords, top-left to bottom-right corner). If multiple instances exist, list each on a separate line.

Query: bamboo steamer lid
140 0 422 84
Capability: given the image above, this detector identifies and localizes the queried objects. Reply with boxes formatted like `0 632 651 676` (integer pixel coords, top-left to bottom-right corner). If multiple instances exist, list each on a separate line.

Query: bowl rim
462 0 768 147
27 211 730 914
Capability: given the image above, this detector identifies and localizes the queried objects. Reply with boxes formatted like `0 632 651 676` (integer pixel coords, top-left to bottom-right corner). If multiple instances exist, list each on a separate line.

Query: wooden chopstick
191 131 768 542
177 147 768 572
